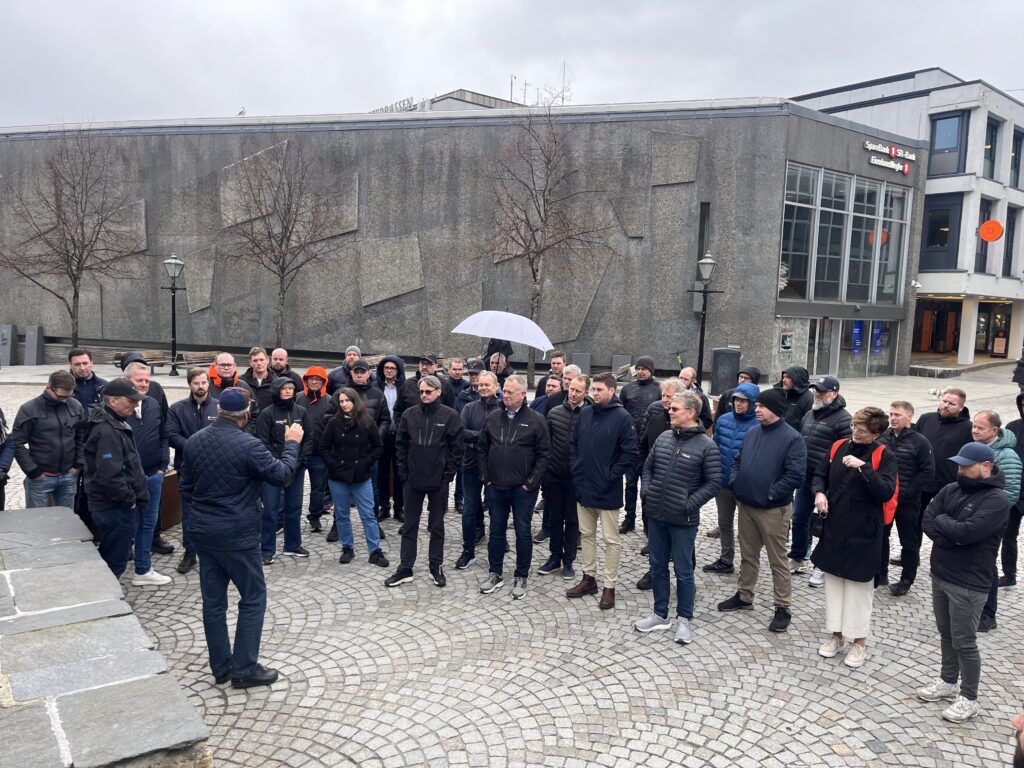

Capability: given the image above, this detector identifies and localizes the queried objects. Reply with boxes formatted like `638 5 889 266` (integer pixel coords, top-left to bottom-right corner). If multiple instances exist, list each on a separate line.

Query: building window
929 111 968 176
1005 206 1019 277
1012 129 1023 189
876 187 908 303
780 165 819 299
920 193 963 271
984 118 1000 180
976 198 993 273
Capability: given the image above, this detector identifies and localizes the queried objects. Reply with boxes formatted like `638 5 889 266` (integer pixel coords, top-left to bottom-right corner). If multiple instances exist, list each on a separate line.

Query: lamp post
687 252 723 389
161 255 186 376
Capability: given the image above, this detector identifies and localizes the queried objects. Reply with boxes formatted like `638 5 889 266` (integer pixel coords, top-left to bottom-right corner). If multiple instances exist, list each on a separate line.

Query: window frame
983 117 1000 181
928 110 969 177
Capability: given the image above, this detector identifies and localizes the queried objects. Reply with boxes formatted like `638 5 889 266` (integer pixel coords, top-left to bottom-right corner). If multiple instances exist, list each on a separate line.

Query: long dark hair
336 387 373 431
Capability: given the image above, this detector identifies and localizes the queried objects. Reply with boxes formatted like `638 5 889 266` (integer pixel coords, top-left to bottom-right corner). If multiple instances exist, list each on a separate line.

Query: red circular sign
980 220 1004 242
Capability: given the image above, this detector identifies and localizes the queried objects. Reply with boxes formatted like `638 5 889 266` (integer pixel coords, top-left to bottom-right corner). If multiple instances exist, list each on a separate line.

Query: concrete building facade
0 98 926 381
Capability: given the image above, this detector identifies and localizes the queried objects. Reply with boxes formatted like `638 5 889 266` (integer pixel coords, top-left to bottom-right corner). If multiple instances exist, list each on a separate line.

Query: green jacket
991 428 1022 505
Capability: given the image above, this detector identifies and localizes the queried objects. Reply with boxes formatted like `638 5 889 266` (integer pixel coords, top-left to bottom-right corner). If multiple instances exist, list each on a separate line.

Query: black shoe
640 545 649 556
369 549 389 568
768 607 791 633
283 546 309 557
151 536 175 555
636 571 652 591
717 593 753 612
430 565 447 588
533 528 549 544
702 559 734 574
534 498 545 512
276 522 284 534
384 568 413 587
326 523 339 543
338 547 354 564
308 516 323 533
231 663 279 689
475 528 486 545
176 553 197 575
376 507 391 521
889 556 902 566
394 511 405 523
213 669 233 685
978 612 997 632
455 550 475 570
618 518 636 534
999 574 1016 588
889 579 912 597
454 502 464 513
262 555 275 566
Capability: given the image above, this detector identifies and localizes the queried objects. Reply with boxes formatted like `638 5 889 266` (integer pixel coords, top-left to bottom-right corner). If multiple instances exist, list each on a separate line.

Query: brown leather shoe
566 574 598 598
599 587 615 610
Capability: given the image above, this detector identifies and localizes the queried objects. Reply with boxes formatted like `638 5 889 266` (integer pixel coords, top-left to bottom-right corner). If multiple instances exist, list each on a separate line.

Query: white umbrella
451 311 554 354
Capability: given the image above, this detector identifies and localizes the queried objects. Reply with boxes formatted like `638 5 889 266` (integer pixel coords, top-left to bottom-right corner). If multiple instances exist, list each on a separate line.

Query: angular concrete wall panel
358 235 424 307
184 246 215 313
650 131 701 186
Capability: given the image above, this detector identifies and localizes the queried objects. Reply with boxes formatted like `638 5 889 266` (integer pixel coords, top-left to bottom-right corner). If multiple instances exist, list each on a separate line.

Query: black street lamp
688 252 723 388
161 255 186 376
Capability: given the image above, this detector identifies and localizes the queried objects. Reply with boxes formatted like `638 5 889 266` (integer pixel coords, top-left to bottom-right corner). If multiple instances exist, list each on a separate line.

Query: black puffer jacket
638 400 670 468
799 395 852 485
82 405 149 512
810 438 898 582
11 391 84 477
350 381 391 442
479 404 551 490
915 408 973 493
774 366 813 430
641 427 721 526
619 378 661 436
461 395 502 471
255 378 310 465
318 412 383 484
397 400 464 491
545 399 588 480
923 466 1010 592
880 426 934 507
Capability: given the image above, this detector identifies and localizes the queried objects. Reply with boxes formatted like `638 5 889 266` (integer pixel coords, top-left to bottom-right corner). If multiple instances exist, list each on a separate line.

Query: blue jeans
196 546 266 679
648 518 698 619
787 486 815 561
92 505 138 578
261 476 304 556
369 460 380 513
329 479 380 553
24 471 78 509
460 467 486 553
134 472 164 574
486 485 535 579
306 456 328 520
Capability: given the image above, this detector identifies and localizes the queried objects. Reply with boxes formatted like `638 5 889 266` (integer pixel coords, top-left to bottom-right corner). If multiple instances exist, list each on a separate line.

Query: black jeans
92 506 138 578
881 501 920 583
379 433 404 514
542 476 578 565
1001 502 1023 579
399 484 448 571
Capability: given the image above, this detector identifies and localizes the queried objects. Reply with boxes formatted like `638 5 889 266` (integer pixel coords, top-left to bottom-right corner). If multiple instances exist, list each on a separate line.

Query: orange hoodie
302 366 329 399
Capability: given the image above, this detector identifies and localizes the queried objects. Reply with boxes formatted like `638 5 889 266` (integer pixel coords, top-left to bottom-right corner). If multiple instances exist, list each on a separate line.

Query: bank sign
864 140 916 175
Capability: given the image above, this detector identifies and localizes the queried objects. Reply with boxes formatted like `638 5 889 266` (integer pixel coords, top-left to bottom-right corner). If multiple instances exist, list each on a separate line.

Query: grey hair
504 374 527 392
660 378 683 394
477 371 498 386
671 391 702 414
124 361 149 376
563 364 582 377
421 374 442 390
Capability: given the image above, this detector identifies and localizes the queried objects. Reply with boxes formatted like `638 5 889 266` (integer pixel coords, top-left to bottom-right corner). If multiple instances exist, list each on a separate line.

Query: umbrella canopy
451 311 554 354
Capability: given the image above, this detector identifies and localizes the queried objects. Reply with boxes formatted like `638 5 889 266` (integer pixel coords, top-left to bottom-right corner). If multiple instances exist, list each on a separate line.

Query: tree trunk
527 279 543 390
70 285 81 348
275 277 286 347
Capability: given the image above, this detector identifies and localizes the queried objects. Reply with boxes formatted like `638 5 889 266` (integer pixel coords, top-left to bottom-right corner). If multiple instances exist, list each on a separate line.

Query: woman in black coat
318 388 387 567
811 406 898 669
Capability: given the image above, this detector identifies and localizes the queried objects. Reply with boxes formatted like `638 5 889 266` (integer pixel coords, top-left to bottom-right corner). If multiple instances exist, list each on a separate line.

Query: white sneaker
788 558 808 574
942 696 979 723
808 568 825 587
818 636 846 658
131 569 172 586
844 643 867 668
674 617 693 645
916 679 959 702
634 612 672 633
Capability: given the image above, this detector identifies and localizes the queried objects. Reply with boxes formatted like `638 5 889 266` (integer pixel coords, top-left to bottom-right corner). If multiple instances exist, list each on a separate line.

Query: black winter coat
125 395 170 474
396 400 464 492
460 395 502 470
180 419 300 550
255 379 310 466
167 395 219 470
641 427 721 526
296 391 336 456
570 398 639 509
546 399 588 480
318 413 383 483
799 396 852 485
880 427 934 508
12 391 84 477
82 405 149 512
479 404 551 490
774 366 813 430
619 378 661 436
350 381 392 442
810 439 898 582
399 373 455 421
239 368 276 413
915 409 973 493
923 467 1010 592
638 401 671 468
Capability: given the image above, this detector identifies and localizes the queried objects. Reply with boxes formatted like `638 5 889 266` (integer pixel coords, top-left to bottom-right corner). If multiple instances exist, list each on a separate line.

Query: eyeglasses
851 426 873 435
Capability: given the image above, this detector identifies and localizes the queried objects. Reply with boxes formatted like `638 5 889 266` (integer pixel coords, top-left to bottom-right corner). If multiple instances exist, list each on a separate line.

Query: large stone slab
650 130 701 186
59 674 209 768
9 648 167 701
611 193 647 238
358 235 424 306
1 614 152 673
1 539 98 570
0 506 91 547
9 559 122 613
0 703 63 768
184 245 215 313
0 598 131 636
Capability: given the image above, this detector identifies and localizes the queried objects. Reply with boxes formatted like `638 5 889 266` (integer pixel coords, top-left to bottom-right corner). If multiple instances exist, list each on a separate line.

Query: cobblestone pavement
2 379 1023 766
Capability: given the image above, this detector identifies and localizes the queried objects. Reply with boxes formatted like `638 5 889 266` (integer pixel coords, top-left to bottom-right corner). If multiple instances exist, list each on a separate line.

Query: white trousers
823 573 874 639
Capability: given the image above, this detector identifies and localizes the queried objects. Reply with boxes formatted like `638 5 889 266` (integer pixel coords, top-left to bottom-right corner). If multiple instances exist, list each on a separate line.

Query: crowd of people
0 347 1016 730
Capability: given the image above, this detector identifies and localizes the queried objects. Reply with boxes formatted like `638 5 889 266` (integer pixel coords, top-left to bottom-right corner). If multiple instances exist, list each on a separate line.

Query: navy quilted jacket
179 419 300 550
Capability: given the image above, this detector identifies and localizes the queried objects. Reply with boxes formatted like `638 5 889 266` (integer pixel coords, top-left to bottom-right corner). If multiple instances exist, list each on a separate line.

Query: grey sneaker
634 612 672 633
917 679 959 702
511 576 528 600
942 696 979 723
480 572 504 594
674 617 693 645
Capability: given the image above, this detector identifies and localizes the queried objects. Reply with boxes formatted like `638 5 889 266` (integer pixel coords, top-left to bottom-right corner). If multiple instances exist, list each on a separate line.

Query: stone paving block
9 648 167 701
0 596 14 618
1 613 152 673
9 559 122 612
0 598 131 636
0 703 63 768
0 505 90 544
59 674 209 768
2 539 98 570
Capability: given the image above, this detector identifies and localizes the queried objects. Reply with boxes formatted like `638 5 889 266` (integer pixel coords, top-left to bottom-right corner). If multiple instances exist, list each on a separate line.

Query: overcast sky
2 1 1021 126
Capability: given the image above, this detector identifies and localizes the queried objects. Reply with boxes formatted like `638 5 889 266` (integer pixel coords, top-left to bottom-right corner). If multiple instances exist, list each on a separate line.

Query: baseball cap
949 442 995 466
466 358 485 373
813 376 840 393
420 353 438 364
219 388 251 413
104 378 145 401
351 358 370 372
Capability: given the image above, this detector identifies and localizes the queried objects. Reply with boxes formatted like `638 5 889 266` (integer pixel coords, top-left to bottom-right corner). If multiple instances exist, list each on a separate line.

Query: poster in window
780 328 794 352
851 320 864 356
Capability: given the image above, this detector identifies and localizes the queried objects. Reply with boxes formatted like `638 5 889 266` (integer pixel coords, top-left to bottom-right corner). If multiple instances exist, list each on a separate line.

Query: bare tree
0 131 144 347
486 105 612 386
222 139 337 346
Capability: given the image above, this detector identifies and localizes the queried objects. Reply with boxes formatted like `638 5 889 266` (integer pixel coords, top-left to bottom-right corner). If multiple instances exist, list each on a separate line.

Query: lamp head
163 254 185 280
697 252 716 283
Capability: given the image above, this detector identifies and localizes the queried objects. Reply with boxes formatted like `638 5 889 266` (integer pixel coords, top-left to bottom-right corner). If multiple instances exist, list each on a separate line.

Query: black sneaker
276 522 284 534
768 606 791 633
283 546 309 558
394 511 405 523
533 528 550 544
978 612 997 632
231 663 278 689
702 559 735 574
326 523 339 543
536 556 560 576
376 506 391 521
308 516 323 533
636 571 652 590
384 568 413 587
368 549 389 568
455 551 475 570
475 528 486 545
338 547 354 564
618 518 636 534
454 502 464 514
640 544 650 556
430 565 447 588
889 579 912 597
151 536 175 555
128 545 134 561
998 574 1016 587
717 593 753 612
176 553 197 575
889 556 902 566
